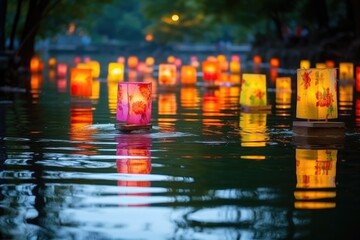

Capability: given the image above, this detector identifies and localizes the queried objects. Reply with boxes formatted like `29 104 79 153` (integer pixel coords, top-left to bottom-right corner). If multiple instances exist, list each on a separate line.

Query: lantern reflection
294 148 337 209
30 73 43 101
275 77 292 110
180 87 199 109
356 98 360 128
338 83 353 115
70 102 97 155
339 62 354 80
158 93 177 132
116 134 152 189
107 81 118 115
239 112 268 149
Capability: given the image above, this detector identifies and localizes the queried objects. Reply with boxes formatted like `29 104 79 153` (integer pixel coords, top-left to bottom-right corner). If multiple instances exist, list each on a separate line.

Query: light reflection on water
1 61 360 239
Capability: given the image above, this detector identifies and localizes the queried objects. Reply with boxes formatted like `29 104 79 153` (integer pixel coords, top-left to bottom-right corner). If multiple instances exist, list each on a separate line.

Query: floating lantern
253 55 262 65
293 68 344 139
269 57 280 68
127 56 138 69
325 60 335 68
230 60 241 74
30 56 43 73
48 57 56 68
300 60 310 69
174 58 182 68
70 68 92 98
167 55 175 64
158 64 177 86
239 73 271 111
294 148 337 209
73 56 82 65
202 60 220 83
145 57 155 66
87 61 100 78
115 82 152 132
56 63 67 78
117 56 125 64
275 77 292 109
339 62 354 80
107 62 124 82
181 65 197 85
356 66 360 92
315 63 326 69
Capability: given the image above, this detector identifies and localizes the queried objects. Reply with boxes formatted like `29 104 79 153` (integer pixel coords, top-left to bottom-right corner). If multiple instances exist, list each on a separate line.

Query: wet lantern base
292 121 345 146
115 123 152 133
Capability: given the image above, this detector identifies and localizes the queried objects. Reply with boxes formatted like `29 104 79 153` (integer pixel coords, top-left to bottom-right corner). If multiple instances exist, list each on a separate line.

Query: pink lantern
116 82 152 131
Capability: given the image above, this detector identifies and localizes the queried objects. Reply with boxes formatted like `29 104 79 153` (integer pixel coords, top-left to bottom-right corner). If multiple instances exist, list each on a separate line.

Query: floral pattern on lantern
116 82 152 125
158 64 177 85
239 74 267 107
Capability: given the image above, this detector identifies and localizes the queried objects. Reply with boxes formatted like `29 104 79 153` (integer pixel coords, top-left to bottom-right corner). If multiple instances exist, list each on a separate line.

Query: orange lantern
253 55 262 65
181 65 197 85
325 60 335 68
107 62 124 82
116 82 152 126
167 55 176 64
145 57 155 66
48 57 56 68
30 56 43 73
70 68 92 97
338 84 353 113
230 60 241 74
269 57 280 68
127 56 138 69
117 56 125 64
158 64 177 86
202 60 220 82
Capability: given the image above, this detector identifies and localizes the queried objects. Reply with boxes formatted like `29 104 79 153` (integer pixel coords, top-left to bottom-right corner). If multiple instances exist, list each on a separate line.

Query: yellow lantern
294 148 337 209
276 77 292 109
107 62 124 82
167 55 175 64
230 60 241 74
315 63 326 69
87 61 100 78
239 73 270 111
158 64 177 86
107 81 118 114
70 68 92 97
145 57 155 66
180 65 197 85
300 60 310 69
339 62 354 80
90 80 100 101
296 68 337 120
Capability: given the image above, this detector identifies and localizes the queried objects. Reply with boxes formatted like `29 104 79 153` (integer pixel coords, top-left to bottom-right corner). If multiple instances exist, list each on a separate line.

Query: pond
1 54 360 239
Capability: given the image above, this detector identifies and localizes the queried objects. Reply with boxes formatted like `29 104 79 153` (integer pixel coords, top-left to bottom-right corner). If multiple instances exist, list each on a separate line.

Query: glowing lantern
356 66 360 92
315 63 326 69
56 63 67 78
231 55 240 62
239 112 268 148
167 55 175 64
190 56 199 68
158 64 177 86
30 56 42 73
217 54 228 72
70 68 92 97
107 62 124 82
73 56 82 65
116 82 152 129
294 148 337 209
325 60 335 68
48 57 56 68
269 68 278 83
276 77 292 109
202 89 220 116
300 60 310 69
339 62 354 80
294 68 344 138
127 56 138 69
145 57 155 66
116 134 151 188
239 73 271 111
269 57 280 68
230 60 241 74
117 56 125 64
128 70 138 81
202 60 220 82
158 93 177 115
30 73 43 100
296 68 337 120
253 55 262 65
181 65 197 85
229 74 240 84
87 61 100 78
